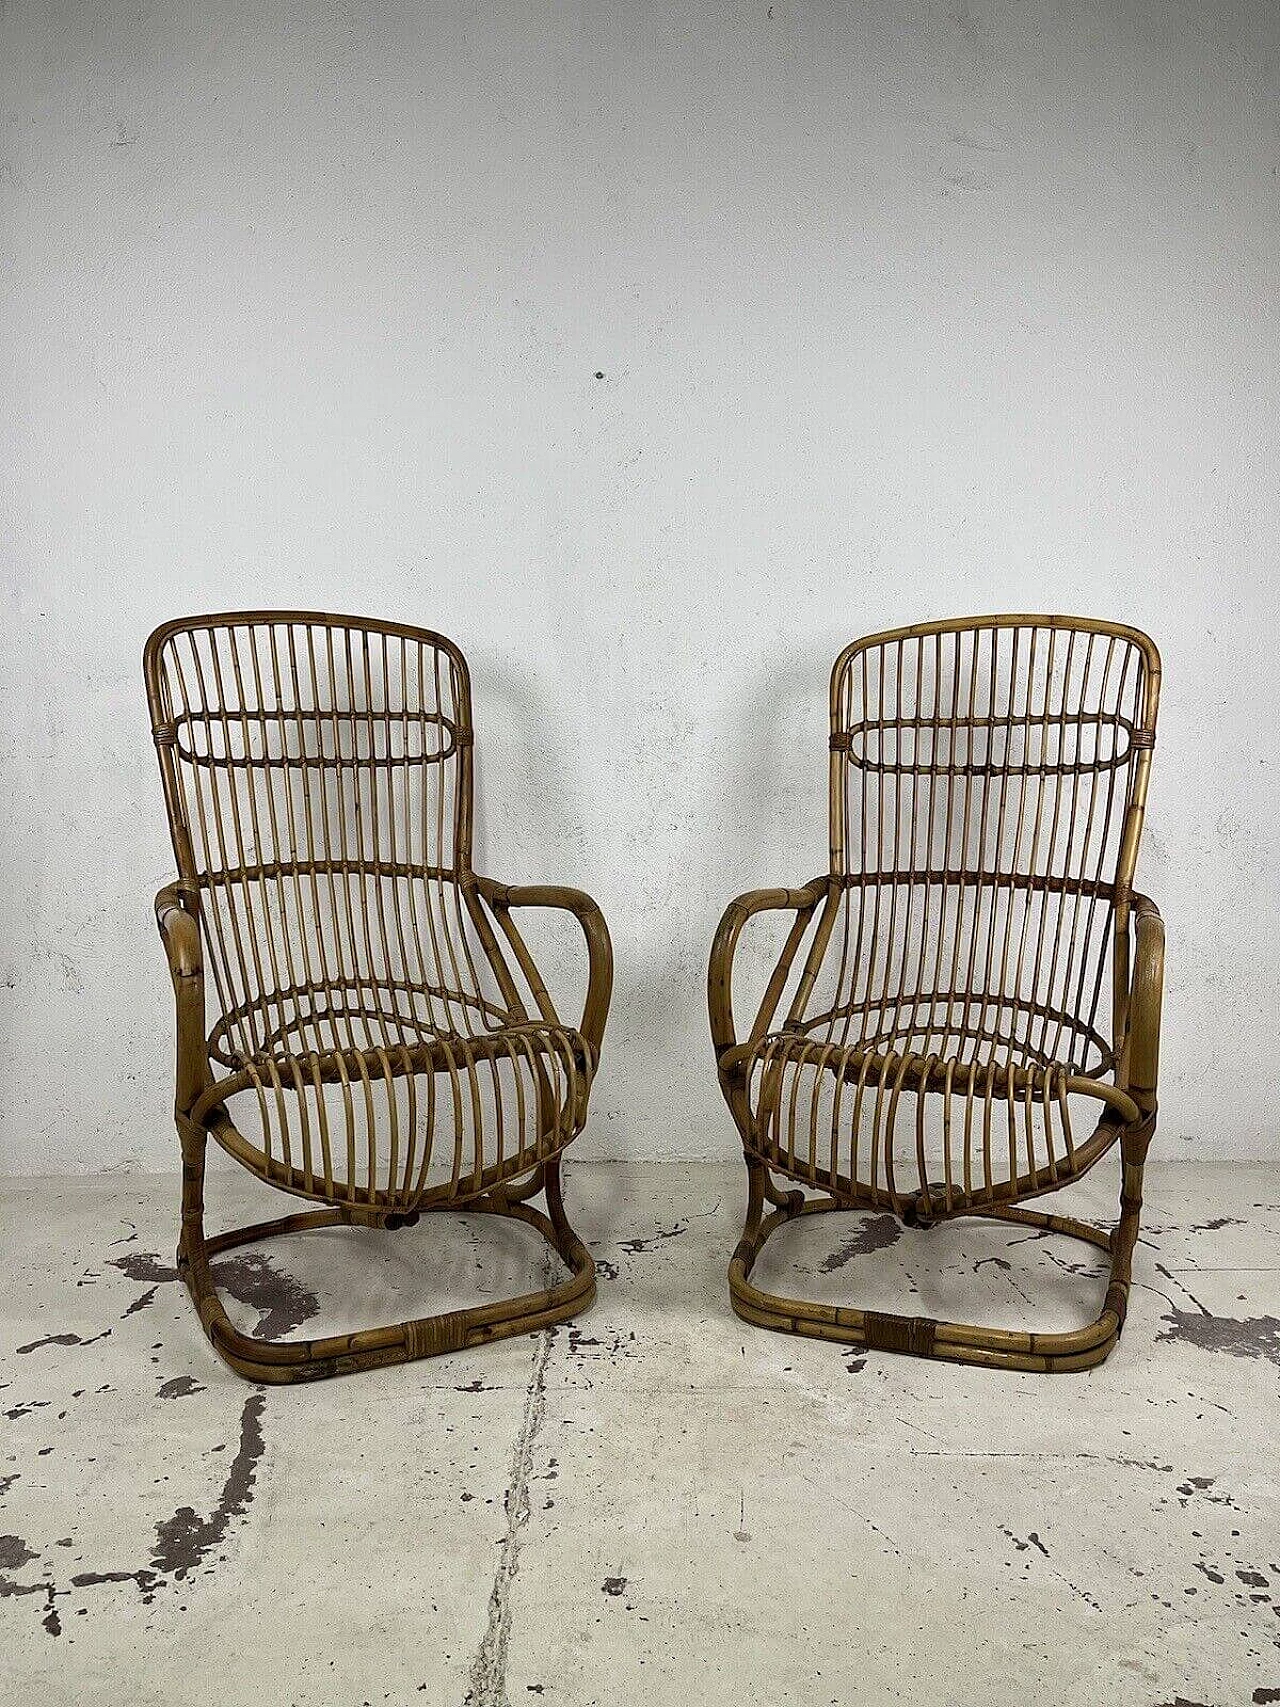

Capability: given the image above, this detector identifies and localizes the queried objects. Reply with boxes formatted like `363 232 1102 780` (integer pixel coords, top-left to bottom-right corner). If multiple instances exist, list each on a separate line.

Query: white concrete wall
2 0 1277 1173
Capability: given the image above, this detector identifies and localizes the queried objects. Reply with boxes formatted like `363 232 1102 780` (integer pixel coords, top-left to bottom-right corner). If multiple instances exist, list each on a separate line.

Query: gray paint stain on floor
109 1247 320 1338
817 1212 903 1272
16 1331 111 1355
150 1394 266 1578
156 1375 205 1400
0 1534 41 1569
1157 1310 1280 1364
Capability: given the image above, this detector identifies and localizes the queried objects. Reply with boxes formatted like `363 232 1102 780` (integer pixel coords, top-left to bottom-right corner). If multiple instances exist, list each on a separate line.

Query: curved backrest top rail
145 610 477 882
830 613 1161 707
144 609 472 706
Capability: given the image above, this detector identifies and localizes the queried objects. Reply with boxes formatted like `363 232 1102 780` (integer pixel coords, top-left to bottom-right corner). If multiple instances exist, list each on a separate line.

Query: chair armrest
154 883 209 1114
155 883 203 983
1127 891 1164 1109
473 878 613 1057
708 878 829 1065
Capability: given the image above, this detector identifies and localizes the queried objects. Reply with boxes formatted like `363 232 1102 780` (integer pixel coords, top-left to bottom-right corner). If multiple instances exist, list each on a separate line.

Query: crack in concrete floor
464 1328 554 1707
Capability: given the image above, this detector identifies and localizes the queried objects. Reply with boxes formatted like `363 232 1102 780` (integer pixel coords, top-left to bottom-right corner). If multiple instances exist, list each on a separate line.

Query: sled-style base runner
729 1121 1153 1373
177 1137 595 1384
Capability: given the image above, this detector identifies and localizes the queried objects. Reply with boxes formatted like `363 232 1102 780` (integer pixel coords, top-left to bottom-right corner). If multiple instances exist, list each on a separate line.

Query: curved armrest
154 883 209 1114
1127 891 1164 1109
155 882 203 983
708 877 829 1066
474 878 613 1057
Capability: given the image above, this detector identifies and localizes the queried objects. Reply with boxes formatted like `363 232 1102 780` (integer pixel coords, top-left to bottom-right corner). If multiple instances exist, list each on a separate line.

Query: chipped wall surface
1 1 1277 1172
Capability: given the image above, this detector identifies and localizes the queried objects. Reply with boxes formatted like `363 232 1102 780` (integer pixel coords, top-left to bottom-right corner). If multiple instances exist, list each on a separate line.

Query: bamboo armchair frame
145 611 611 1382
710 615 1163 1371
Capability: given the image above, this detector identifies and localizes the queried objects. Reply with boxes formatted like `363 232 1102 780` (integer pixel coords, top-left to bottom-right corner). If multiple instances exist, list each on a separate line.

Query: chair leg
728 1119 1156 1373
1103 1111 1156 1336
175 1123 596 1384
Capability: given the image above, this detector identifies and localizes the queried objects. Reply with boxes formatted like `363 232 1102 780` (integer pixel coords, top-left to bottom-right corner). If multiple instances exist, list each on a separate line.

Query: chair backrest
145 612 504 1062
821 616 1160 1071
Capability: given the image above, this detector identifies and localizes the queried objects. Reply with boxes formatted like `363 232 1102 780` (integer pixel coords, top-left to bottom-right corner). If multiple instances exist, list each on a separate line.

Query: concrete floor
1 1160 1277 1706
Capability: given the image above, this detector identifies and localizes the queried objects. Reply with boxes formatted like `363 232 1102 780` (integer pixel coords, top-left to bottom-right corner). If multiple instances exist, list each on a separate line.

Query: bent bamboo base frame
176 1118 595 1384
728 1114 1155 1373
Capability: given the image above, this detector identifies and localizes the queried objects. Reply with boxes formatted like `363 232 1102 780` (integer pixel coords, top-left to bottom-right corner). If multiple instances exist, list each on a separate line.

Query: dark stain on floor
109 1248 318 1339
601 1576 628 1596
1176 1474 1239 1512
0 1243 307 1636
210 1253 319 1339
157 1376 206 1400
150 1393 266 1579
1157 1310 1280 1365
566 1324 636 1362
618 1223 686 1254
818 1214 903 1273
0 1536 62 1634
108 1253 178 1286
2 1393 269 1635
5 1400 51 1421
0 1569 62 1635
1000 1526 1050 1558
973 1254 1012 1277
0 1534 40 1569
16 1330 111 1355
71 1566 158 1596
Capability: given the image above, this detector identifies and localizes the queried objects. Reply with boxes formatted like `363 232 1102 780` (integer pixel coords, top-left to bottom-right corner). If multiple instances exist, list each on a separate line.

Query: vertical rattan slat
146 610 612 1383
709 614 1164 1372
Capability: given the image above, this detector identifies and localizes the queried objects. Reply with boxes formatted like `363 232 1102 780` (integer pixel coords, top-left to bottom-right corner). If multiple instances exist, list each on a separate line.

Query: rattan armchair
710 616 1163 1371
145 611 611 1382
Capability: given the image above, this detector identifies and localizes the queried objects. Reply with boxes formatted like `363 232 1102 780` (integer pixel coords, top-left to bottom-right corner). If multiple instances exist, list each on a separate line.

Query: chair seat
194 994 596 1211
736 999 1134 1215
